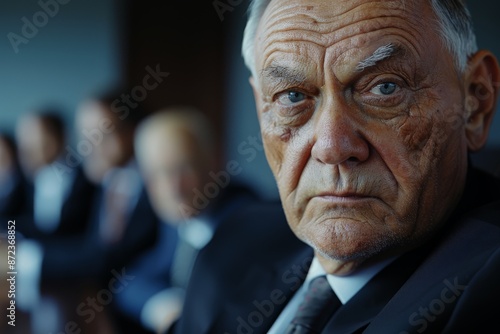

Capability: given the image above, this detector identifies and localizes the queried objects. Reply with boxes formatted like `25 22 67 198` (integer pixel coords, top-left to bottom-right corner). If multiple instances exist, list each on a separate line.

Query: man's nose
311 103 370 166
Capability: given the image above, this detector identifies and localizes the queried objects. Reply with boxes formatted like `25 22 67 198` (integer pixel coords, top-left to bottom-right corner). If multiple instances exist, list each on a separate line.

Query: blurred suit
13 111 95 241
15 165 96 241
114 184 256 334
0 167 26 221
41 162 158 281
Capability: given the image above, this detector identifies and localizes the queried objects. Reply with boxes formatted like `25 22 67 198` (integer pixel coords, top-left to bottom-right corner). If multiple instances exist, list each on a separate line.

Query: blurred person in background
14 110 96 241
64 91 158 271
17 93 158 334
12 111 98 332
112 108 256 334
0 133 25 221
37 91 158 282
0 132 36 333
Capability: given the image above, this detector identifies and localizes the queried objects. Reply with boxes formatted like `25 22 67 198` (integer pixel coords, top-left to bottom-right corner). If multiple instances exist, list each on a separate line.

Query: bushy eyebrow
261 65 307 86
260 44 408 87
355 43 404 72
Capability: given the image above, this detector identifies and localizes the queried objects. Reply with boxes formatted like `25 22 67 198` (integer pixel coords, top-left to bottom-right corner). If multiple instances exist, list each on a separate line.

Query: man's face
252 0 471 265
77 102 132 183
16 117 59 178
141 126 208 223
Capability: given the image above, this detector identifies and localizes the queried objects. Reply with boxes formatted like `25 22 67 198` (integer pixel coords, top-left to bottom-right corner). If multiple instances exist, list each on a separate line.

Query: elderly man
173 0 500 333
113 108 255 334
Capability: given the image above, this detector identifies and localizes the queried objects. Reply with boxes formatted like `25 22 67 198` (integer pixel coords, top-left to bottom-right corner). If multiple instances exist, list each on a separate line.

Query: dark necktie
100 173 129 244
170 234 198 289
286 275 342 334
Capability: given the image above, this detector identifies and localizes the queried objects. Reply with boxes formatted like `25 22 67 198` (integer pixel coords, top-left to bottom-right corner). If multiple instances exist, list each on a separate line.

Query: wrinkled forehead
254 0 437 72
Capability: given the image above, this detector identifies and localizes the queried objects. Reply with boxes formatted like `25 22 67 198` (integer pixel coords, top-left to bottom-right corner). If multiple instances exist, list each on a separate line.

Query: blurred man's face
77 101 132 183
16 116 59 178
0 138 14 178
141 126 208 223
251 0 475 270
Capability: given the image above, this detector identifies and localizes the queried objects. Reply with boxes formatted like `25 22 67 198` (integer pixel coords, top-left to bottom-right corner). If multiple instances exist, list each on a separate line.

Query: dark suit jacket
14 166 97 241
41 186 159 281
0 169 26 220
113 184 257 333
173 168 500 334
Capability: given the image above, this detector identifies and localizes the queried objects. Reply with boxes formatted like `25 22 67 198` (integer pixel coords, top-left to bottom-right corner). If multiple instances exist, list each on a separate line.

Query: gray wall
224 2 280 200
0 0 122 137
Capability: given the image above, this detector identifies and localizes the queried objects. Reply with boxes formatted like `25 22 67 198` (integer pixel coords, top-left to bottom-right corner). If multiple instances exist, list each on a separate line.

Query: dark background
1 0 499 200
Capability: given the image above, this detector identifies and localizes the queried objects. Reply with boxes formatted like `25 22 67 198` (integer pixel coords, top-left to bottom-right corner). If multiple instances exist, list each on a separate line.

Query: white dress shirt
34 163 74 233
268 256 397 333
140 217 215 332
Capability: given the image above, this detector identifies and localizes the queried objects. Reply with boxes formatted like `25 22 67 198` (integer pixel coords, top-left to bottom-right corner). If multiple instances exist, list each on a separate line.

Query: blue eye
287 91 305 103
371 82 397 95
277 90 307 106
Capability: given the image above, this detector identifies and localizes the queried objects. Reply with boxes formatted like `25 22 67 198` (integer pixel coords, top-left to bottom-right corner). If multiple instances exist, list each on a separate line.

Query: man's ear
464 50 500 152
249 76 262 121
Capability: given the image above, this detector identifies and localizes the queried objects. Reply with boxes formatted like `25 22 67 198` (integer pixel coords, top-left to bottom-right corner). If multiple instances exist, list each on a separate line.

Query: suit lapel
323 242 434 334
213 246 314 334
364 215 500 334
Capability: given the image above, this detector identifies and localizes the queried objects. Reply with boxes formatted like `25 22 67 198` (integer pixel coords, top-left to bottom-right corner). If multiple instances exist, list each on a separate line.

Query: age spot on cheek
398 108 436 153
280 128 292 142
389 110 436 171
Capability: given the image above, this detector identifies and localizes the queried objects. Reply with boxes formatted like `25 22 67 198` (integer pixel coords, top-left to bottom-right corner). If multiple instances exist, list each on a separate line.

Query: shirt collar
177 217 214 250
305 256 397 304
102 160 142 194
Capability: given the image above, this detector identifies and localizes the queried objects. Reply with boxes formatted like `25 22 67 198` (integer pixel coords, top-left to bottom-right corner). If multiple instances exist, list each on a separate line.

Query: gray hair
242 0 477 77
